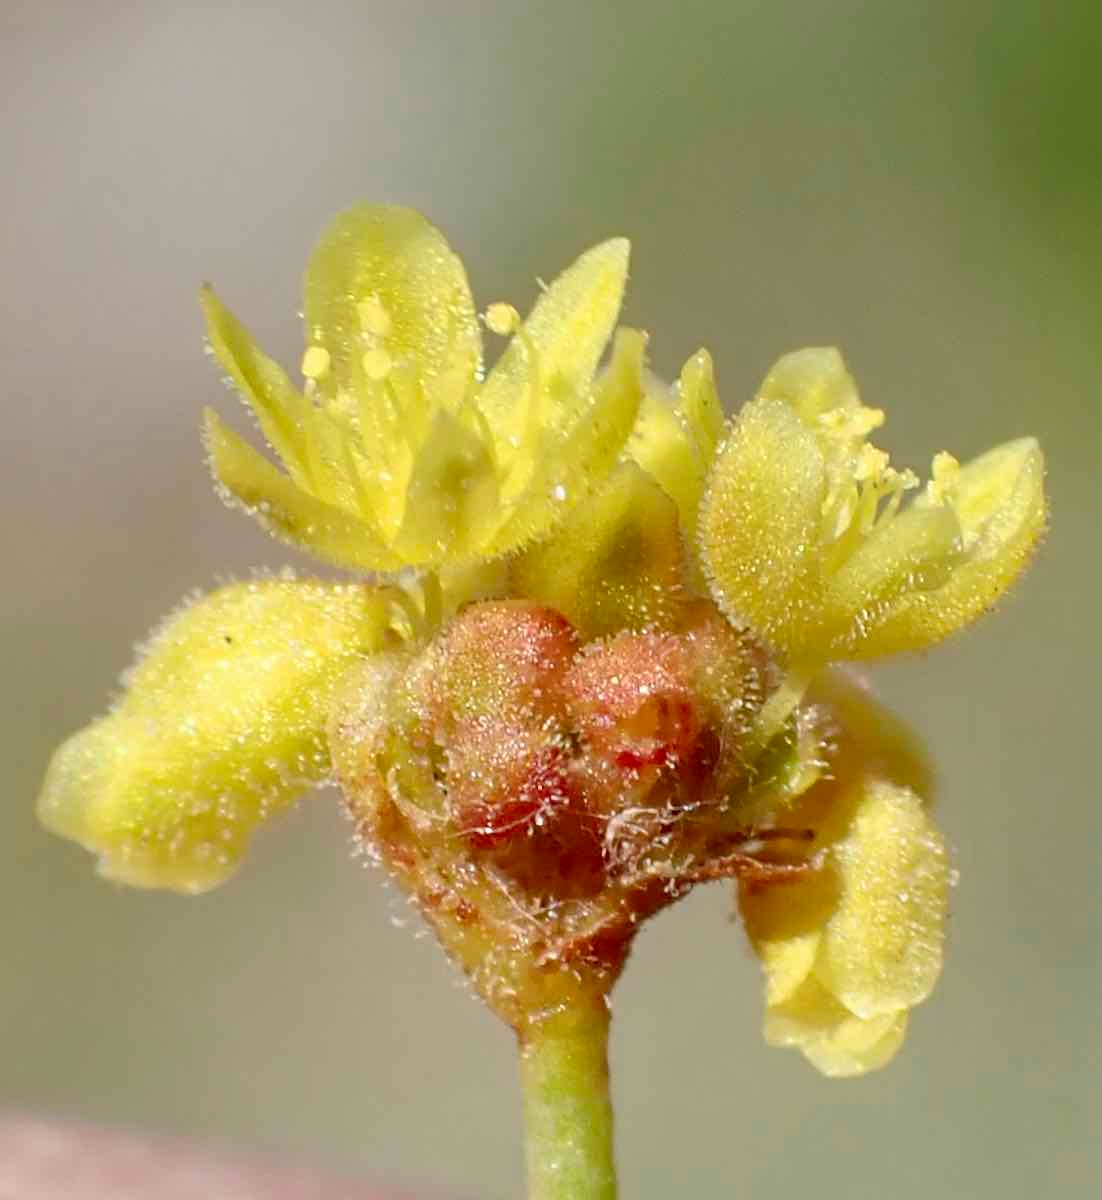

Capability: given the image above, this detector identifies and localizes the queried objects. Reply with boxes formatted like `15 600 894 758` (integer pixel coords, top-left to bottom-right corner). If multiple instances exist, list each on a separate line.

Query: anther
819 405 885 442
927 451 961 505
485 303 520 336
301 345 331 381
854 444 889 483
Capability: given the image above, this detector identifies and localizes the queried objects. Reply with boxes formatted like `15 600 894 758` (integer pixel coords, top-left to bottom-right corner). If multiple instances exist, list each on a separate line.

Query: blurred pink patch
0 1115 416 1199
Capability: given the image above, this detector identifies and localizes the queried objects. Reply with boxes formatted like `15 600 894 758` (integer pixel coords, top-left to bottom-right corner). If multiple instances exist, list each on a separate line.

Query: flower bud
449 726 578 850
565 633 700 779
428 600 579 733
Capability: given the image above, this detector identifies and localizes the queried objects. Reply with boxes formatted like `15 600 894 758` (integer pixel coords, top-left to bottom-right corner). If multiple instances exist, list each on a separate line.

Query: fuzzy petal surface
698 395 826 655
739 676 946 1077
303 203 481 409
38 579 398 892
200 287 312 484
854 438 1047 657
510 462 685 638
203 410 401 572
486 327 645 554
818 780 950 1018
479 237 630 473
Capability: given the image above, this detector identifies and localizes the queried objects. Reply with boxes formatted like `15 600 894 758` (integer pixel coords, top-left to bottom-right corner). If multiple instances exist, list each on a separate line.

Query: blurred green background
3 2 1099 1197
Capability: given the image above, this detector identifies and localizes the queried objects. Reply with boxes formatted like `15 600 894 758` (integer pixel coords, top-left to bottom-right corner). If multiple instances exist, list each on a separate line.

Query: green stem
519 999 617 1200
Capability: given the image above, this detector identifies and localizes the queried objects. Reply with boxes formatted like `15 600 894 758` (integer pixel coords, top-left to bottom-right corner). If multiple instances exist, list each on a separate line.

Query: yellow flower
35 202 1046 1105
699 348 1047 664
504 348 725 638
624 348 724 536
202 203 646 571
38 578 401 892
739 674 949 1076
37 205 662 895
508 462 687 639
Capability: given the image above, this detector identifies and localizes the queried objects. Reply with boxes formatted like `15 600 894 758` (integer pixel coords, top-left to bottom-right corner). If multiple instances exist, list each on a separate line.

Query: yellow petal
756 933 823 1009
203 409 402 572
824 501 961 655
38 579 400 893
677 349 724 464
297 402 372 514
390 409 499 565
763 976 850 1040
740 865 839 1005
698 395 827 657
487 326 645 555
854 437 1047 657
303 203 481 411
624 351 722 545
798 1012 908 1078
758 346 860 422
200 287 312 485
626 379 704 535
762 977 908 1076
811 669 933 799
479 237 630 470
818 779 950 1018
510 462 685 638
438 558 512 618
740 681 941 1075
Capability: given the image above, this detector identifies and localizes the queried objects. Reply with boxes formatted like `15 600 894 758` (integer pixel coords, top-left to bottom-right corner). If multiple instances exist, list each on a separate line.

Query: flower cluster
699 347 1044 664
200 206 642 572
39 204 1046 1074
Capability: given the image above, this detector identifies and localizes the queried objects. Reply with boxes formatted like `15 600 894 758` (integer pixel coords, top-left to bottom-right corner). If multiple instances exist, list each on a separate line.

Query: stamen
854 444 889 483
816 397 925 551
301 345 331 381
927 451 960 506
357 296 393 338
829 486 859 539
872 466 917 527
484 302 520 336
895 467 920 491
819 405 885 443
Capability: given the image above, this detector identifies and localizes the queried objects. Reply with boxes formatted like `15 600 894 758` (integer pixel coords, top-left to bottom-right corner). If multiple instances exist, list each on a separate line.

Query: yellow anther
357 296 393 338
361 347 392 381
927 451 961 505
819 405 885 443
485 302 520 336
855 444 889 483
893 467 919 493
853 407 886 438
300 345 331 381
